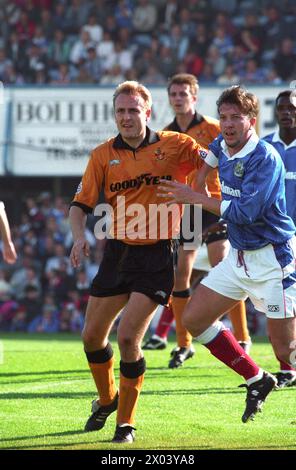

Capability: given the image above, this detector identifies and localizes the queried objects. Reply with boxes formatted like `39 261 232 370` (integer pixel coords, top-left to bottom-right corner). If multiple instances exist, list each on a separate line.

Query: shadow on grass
0 386 243 401
0 332 82 342
0 370 88 377
0 429 85 443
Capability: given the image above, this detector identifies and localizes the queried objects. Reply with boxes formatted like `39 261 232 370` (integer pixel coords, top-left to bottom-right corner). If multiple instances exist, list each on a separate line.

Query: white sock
246 369 264 386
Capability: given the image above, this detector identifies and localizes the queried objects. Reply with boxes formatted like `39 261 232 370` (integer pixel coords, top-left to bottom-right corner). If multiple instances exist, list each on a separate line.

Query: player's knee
117 332 135 352
81 326 98 348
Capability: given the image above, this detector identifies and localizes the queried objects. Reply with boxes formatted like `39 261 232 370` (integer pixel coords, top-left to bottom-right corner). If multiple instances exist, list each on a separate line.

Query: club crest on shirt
154 148 166 160
109 159 121 166
234 161 244 177
199 149 208 160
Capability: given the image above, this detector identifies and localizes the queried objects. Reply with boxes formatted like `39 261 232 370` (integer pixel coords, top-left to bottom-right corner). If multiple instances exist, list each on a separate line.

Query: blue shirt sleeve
222 152 285 225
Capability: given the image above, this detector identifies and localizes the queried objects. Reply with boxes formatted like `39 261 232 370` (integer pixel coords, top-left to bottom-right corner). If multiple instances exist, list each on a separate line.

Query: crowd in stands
0 192 105 333
0 0 295 86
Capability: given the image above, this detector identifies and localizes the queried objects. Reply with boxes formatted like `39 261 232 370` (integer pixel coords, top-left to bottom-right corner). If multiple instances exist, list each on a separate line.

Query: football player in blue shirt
158 86 296 422
263 90 296 388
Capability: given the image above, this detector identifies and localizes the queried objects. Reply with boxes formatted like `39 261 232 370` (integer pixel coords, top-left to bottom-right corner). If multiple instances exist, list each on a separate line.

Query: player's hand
157 179 202 205
70 238 90 268
3 241 17 264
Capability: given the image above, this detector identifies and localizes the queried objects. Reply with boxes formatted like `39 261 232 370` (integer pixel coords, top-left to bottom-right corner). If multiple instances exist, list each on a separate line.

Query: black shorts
90 239 174 305
179 206 228 246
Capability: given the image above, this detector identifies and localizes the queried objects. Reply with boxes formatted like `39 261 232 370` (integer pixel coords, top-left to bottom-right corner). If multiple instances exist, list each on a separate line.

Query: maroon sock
155 305 174 339
205 329 260 380
279 360 296 372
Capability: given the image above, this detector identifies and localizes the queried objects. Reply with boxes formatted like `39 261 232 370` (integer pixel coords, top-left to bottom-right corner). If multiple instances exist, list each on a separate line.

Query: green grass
0 333 295 450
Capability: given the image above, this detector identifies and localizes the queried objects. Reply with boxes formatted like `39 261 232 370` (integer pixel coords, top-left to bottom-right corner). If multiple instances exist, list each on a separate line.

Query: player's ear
250 116 256 129
146 108 152 121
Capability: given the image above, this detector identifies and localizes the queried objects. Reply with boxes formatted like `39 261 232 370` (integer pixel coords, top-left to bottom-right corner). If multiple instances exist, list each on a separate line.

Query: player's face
219 103 256 155
168 83 196 116
276 95 296 129
114 93 151 146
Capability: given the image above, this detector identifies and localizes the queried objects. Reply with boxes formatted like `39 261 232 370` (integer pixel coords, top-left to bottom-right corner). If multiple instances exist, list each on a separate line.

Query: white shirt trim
204 150 218 168
221 132 259 159
220 200 231 216
271 130 296 150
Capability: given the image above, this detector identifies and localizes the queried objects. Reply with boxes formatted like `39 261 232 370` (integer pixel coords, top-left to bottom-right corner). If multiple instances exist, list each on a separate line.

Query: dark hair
217 85 259 118
275 90 292 106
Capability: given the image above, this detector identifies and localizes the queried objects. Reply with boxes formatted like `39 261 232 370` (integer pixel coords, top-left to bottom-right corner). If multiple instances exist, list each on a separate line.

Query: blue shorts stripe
282 271 296 290
273 240 294 269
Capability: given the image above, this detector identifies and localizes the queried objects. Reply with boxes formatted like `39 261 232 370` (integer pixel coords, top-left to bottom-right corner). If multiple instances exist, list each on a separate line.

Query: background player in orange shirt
143 74 251 367
69 80 207 443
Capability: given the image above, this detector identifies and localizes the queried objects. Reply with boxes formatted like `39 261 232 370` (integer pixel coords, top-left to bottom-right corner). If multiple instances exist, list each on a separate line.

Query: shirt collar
168 112 204 132
113 127 160 150
221 132 259 159
272 130 296 149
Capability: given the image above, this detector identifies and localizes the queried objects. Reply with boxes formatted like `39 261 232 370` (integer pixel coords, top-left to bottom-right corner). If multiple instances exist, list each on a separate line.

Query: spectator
155 45 178 78
206 45 226 78
0 48 13 81
262 5 285 58
15 10 36 46
96 30 114 69
10 306 28 332
133 0 158 33
83 45 103 83
273 37 296 81
82 14 103 44
161 24 189 61
28 305 59 333
178 8 197 39
19 284 42 325
182 49 204 77
100 64 125 85
115 0 134 30
241 58 265 84
191 23 210 58
50 62 75 84
141 64 166 85
217 63 240 85
64 0 91 37
47 29 71 69
52 2 68 31
210 27 234 57
70 29 93 65
45 243 73 278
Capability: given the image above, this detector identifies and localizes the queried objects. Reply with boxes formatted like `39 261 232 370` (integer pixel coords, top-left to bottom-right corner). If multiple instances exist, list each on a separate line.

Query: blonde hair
113 81 152 109
167 74 199 96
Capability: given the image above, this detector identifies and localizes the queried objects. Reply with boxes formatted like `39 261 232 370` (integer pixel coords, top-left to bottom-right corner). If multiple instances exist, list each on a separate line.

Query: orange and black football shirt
71 128 206 244
164 112 221 199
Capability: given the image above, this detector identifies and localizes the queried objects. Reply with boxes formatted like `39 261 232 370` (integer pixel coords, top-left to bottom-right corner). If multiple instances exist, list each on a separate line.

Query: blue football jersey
263 131 296 225
206 133 296 250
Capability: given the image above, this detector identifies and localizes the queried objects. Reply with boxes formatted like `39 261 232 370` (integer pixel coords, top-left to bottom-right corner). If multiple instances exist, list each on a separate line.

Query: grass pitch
0 332 295 450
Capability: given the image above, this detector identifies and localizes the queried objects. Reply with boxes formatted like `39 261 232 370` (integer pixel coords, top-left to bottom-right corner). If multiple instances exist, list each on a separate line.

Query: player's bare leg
82 294 128 432
183 285 277 422
169 247 197 368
